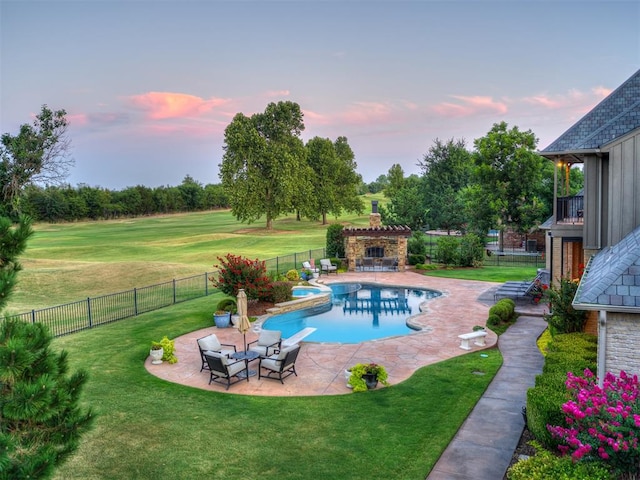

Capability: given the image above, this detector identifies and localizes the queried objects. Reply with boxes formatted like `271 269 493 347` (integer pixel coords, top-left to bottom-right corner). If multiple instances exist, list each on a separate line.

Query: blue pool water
291 286 323 297
262 283 441 343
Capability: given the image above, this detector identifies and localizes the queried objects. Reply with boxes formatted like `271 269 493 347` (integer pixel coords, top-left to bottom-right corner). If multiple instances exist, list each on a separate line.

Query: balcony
556 195 584 225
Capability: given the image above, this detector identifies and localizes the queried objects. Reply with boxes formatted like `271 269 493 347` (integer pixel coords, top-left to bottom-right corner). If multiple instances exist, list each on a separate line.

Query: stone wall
604 312 640 377
345 236 407 271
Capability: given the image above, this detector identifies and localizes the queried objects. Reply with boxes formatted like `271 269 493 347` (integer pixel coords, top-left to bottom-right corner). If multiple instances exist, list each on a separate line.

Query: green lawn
422 265 538 283
51 295 502 480
7 202 526 479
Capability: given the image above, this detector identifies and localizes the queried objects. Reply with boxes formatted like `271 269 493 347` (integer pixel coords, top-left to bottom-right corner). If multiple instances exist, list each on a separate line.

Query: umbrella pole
243 333 247 353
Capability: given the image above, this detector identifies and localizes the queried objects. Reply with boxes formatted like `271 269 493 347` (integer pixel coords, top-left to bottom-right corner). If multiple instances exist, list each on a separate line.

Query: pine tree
0 216 94 479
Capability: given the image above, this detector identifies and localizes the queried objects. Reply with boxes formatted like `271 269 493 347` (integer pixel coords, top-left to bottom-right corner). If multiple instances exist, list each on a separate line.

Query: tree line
18 176 229 222
378 122 584 245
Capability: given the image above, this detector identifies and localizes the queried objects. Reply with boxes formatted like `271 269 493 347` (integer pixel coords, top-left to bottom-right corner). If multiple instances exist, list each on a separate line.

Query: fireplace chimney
369 200 381 227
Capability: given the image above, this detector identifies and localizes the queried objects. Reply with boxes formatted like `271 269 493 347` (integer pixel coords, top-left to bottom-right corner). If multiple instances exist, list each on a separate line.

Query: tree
379 176 429 230
472 122 546 246
306 136 363 225
326 224 345 258
384 164 405 199
0 215 94 478
219 101 309 230
0 106 74 217
419 138 473 233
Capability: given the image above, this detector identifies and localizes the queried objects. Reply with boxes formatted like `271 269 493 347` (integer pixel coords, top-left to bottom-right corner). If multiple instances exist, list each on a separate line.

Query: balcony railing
556 195 584 224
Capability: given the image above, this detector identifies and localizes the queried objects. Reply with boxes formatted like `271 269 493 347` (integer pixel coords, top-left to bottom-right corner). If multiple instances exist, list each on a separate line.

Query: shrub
435 235 459 266
265 281 292 304
210 254 272 300
527 385 568 449
415 263 439 270
326 224 344 258
157 336 178 364
489 298 516 324
458 233 484 267
407 231 427 256
487 314 501 327
543 277 587 334
285 269 300 281
507 441 612 480
408 253 426 265
216 297 237 314
548 369 640 476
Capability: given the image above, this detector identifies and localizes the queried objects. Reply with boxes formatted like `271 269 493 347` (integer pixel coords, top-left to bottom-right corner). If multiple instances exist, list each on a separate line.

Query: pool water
262 283 441 343
291 286 323 297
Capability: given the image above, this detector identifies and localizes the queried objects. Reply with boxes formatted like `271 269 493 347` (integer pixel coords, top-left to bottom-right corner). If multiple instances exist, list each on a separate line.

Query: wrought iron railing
556 195 584 224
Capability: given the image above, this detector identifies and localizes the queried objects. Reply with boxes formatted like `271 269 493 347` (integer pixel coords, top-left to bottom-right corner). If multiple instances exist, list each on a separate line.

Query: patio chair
363 257 374 271
197 334 237 372
203 352 248 390
320 258 338 275
302 261 319 274
247 329 282 357
258 345 300 383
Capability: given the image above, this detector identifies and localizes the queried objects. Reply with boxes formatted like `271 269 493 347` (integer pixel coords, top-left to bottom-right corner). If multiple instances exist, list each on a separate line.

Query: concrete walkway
426 309 547 480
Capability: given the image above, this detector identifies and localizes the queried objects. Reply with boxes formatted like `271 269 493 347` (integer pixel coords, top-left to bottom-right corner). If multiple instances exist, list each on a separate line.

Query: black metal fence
263 248 327 276
7 248 328 338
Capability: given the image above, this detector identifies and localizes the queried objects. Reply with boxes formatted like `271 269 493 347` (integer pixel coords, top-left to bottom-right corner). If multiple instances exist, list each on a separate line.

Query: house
540 68 640 381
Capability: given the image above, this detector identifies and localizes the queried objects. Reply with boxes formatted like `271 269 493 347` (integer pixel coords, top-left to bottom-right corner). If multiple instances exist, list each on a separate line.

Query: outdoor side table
231 350 260 378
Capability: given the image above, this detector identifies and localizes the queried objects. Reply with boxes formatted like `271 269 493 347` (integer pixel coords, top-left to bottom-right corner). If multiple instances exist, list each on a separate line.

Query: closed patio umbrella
236 289 251 352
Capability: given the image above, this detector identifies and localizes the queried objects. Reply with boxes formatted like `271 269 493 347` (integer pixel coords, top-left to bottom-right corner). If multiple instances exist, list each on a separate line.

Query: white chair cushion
258 330 281 346
198 335 222 352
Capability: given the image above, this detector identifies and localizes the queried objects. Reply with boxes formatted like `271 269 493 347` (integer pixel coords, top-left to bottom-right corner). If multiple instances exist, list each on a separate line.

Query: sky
1 0 639 190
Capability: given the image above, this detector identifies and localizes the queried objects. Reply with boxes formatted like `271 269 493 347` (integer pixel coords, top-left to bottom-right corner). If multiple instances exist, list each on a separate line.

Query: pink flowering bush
210 254 272 300
547 368 640 476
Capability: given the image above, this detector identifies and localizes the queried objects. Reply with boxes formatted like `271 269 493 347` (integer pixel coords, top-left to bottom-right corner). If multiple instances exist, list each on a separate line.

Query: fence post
87 298 92 328
173 279 177 304
134 288 138 316
31 309 36 324
205 272 208 296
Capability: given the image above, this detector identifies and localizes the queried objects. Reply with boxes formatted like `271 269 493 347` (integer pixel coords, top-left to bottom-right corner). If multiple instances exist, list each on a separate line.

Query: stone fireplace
342 201 412 272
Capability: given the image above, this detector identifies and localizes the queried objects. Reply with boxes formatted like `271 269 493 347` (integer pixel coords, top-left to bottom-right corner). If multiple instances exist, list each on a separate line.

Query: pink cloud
341 102 394 125
127 92 228 119
433 95 508 118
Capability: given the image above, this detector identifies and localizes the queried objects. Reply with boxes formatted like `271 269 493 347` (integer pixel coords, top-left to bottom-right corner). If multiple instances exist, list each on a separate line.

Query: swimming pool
262 283 441 343
291 286 323 297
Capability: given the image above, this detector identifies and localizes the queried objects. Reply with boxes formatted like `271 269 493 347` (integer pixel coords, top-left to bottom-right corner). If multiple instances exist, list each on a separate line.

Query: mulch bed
246 300 274 317
503 426 538 479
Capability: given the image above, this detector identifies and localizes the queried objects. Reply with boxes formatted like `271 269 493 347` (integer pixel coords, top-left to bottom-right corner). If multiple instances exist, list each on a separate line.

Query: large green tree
0 106 73 217
306 136 363 224
0 215 94 479
219 101 310 229
418 138 473 233
471 122 546 243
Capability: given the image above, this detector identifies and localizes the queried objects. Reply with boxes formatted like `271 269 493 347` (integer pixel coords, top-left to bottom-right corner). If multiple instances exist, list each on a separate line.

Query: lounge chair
197 334 237 372
247 329 282 357
203 352 248 390
320 258 338 275
258 345 300 383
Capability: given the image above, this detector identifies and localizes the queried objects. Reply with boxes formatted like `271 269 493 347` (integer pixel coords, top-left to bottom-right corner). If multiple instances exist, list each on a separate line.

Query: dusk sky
1 1 639 190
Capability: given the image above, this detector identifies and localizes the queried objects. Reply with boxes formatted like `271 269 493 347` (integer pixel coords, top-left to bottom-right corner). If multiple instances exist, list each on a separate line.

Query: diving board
282 327 317 347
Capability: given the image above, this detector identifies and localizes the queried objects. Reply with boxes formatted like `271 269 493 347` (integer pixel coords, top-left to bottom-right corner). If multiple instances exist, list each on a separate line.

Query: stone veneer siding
603 313 640 377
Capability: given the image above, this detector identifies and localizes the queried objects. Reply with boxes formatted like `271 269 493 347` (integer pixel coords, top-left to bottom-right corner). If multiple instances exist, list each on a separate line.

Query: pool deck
146 271 536 396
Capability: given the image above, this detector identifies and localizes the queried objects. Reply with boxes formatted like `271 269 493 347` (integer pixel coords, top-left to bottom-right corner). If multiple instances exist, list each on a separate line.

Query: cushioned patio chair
302 261 319 274
247 329 282 358
197 334 237 372
204 352 248 390
320 258 338 275
258 345 300 383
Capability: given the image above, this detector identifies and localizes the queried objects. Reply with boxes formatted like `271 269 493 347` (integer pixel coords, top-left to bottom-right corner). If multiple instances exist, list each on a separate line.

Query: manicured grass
10 194 385 313
51 295 502 480
421 265 538 283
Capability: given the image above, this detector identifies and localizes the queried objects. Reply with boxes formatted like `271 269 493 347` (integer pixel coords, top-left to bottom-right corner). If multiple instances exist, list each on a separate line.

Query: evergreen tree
0 216 94 479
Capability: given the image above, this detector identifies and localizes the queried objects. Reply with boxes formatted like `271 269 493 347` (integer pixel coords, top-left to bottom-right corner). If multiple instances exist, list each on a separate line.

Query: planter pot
345 369 353 388
363 373 378 390
149 348 164 365
214 312 231 328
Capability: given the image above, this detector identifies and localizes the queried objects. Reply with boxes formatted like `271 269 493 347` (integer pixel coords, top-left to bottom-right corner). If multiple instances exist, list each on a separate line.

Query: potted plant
300 268 313 281
213 298 235 328
149 341 164 364
347 362 390 392
150 336 178 364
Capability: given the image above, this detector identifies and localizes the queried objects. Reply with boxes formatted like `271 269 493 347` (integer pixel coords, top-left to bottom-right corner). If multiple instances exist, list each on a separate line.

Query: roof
342 225 412 237
542 69 640 154
573 224 640 312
